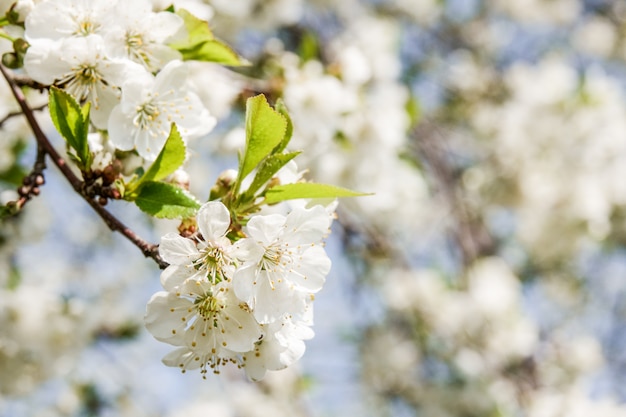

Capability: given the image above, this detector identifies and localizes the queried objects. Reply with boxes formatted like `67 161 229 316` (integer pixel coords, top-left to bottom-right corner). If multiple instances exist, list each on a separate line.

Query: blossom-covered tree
2 1 626 417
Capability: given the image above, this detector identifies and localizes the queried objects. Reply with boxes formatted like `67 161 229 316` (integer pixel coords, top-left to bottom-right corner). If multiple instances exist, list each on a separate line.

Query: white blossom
107 60 215 160
24 0 116 40
145 280 262 376
23 35 139 128
104 0 184 72
233 205 331 323
242 316 313 381
158 201 235 286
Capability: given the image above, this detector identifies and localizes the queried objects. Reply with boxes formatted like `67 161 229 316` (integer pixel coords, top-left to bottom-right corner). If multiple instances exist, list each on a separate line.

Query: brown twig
11 73 47 90
0 103 47 128
14 142 46 209
0 65 169 269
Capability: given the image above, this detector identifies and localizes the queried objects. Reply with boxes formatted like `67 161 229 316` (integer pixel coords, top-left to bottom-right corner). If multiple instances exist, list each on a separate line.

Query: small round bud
267 176 281 189
2 52 20 69
102 164 120 186
98 197 108 206
171 169 190 190
178 217 197 237
109 188 121 200
209 169 238 200
13 38 29 54
35 175 45 186
31 187 40 196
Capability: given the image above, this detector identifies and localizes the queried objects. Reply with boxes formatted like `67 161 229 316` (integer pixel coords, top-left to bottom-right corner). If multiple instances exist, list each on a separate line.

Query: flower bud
209 169 238 201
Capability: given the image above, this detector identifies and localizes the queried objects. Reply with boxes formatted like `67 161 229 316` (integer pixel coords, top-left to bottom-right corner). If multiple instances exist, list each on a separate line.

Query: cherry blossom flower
242 315 314 381
104 0 184 72
232 205 332 323
23 35 140 128
158 201 235 287
107 60 215 160
145 280 262 376
24 0 116 40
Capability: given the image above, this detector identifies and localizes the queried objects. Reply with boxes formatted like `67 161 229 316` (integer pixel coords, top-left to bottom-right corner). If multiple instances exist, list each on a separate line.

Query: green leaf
169 9 244 65
272 99 293 154
170 9 214 50
128 124 185 195
134 181 200 219
81 100 91 123
0 200 20 219
0 204 13 219
48 87 91 169
242 151 301 201
264 183 370 205
238 95 288 185
0 163 27 186
297 31 320 62
181 39 244 65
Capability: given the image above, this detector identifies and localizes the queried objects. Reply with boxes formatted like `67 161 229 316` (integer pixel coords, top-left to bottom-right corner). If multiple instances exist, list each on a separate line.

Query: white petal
102 27 127 59
147 11 184 42
25 1 74 40
245 214 285 245
90 82 121 129
196 201 231 242
175 95 216 139
159 233 200 265
287 245 330 292
162 347 202 370
219 297 262 352
160 265 195 291
282 205 330 245
119 71 153 106
142 44 182 71
135 128 165 161
233 264 257 304
144 291 189 344
250 272 303 323
243 359 268 381
246 338 287 377
232 238 265 264
107 106 135 151
154 59 188 92
23 39 68 84
278 337 305 367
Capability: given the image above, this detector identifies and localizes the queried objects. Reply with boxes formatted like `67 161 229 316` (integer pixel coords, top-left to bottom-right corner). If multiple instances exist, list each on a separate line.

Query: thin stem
0 30 14 42
12 74 47 90
0 65 169 269
0 103 47 128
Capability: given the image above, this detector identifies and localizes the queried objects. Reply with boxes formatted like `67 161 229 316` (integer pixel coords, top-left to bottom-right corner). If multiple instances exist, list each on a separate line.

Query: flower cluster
145 200 333 380
22 0 215 160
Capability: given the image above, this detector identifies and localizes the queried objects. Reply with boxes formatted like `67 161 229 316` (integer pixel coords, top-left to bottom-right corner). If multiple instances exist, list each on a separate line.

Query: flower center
195 292 222 320
134 101 161 130
78 65 100 84
126 32 144 49
125 31 154 67
261 243 290 272
76 18 99 36
57 64 103 103
193 244 231 284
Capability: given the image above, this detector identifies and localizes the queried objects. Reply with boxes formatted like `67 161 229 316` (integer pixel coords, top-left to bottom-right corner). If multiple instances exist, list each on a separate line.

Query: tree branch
411 122 495 272
14 142 46 209
0 65 169 269
0 103 47 128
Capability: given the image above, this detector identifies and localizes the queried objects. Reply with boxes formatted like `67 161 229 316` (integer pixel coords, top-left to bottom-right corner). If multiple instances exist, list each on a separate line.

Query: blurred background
4 0 626 416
